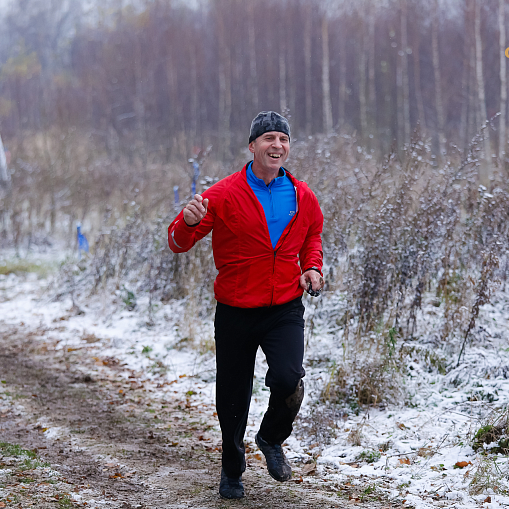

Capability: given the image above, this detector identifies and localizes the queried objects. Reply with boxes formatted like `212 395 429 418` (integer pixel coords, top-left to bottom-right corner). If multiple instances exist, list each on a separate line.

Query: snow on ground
1 251 509 508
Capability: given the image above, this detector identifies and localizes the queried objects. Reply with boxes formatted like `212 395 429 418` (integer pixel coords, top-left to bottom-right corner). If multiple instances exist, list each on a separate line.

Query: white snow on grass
2 256 509 508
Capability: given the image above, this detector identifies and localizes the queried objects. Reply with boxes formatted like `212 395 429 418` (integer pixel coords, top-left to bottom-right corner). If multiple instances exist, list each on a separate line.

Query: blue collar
247 162 286 189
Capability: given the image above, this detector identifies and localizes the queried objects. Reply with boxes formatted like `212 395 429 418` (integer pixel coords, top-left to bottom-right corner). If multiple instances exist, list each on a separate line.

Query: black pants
214 297 305 478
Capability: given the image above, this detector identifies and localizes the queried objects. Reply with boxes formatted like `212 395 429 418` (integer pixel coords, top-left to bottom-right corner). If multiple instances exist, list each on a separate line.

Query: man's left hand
299 270 324 293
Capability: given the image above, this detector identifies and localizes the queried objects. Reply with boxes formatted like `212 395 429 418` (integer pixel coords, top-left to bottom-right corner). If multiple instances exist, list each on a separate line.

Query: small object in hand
307 282 322 297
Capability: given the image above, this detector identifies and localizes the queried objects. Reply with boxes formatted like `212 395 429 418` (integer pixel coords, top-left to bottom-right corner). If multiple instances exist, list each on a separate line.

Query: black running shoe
255 432 292 481
219 469 245 499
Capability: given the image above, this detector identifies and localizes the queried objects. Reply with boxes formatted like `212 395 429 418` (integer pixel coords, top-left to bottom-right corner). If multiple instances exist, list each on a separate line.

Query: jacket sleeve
299 192 324 275
167 186 218 253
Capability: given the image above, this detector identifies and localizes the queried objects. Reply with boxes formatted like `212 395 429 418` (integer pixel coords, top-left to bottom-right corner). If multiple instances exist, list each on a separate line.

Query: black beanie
249 111 291 144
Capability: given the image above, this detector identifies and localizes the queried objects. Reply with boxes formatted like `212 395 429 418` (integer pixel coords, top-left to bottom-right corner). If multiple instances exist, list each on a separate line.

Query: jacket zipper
269 187 300 306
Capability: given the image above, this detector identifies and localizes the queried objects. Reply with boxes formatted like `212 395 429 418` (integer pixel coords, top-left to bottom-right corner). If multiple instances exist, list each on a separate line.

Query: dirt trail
0 324 386 508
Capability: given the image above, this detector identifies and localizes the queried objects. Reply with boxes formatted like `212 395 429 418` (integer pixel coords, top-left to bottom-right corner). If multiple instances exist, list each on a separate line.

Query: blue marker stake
192 161 200 196
77 224 89 259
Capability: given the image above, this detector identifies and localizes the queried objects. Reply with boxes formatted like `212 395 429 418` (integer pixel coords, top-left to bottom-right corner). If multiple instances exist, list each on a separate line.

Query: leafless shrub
4 124 508 401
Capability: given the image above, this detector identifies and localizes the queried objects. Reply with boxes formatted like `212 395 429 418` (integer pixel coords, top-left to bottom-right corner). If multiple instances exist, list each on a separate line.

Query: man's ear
248 141 255 154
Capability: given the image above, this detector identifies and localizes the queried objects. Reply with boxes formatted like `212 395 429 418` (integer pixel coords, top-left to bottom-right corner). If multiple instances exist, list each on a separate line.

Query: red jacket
168 164 323 308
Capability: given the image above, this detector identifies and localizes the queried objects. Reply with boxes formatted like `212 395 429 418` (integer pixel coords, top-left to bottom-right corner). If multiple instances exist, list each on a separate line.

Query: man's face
249 131 290 172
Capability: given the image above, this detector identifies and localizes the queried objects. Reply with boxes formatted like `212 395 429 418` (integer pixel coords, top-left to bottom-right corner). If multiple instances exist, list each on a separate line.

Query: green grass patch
57 495 75 508
356 449 381 463
0 259 56 277
0 442 37 459
18 458 50 471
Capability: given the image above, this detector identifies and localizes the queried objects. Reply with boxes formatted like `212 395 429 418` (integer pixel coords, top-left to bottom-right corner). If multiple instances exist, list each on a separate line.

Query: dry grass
2 125 508 413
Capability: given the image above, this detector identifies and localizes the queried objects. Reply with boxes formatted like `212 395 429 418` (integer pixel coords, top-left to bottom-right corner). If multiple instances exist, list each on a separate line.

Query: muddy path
0 324 387 508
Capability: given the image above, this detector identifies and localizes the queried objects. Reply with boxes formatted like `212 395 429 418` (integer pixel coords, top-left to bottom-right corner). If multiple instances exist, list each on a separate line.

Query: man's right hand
183 194 209 226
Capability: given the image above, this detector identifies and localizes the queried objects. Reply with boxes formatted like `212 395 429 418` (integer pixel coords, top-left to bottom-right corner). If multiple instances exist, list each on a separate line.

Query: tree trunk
134 33 146 158
396 25 403 150
498 0 506 162
165 51 179 156
190 40 198 142
217 13 231 158
279 30 287 114
321 15 333 134
338 24 347 130
0 134 8 184
359 13 368 141
412 15 425 131
432 0 446 160
304 3 313 136
288 17 297 125
474 0 491 171
459 48 470 151
468 45 478 146
367 0 377 148
247 2 258 113
400 0 410 146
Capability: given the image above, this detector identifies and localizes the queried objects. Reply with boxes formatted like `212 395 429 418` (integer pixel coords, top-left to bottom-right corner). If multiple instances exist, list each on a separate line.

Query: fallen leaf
484 496 492 503
179 374 187 378
399 458 411 465
105 463 117 468
396 422 407 430
293 476 303 483
109 472 124 479
302 463 317 476
83 334 101 344
417 446 434 458
454 461 472 468
252 453 262 461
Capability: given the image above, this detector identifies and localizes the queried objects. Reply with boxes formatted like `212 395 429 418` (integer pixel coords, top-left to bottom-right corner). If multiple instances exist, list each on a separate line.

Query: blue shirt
246 162 297 249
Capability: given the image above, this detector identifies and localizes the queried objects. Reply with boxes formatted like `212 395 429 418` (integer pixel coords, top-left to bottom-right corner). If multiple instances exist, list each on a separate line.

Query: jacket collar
242 162 301 189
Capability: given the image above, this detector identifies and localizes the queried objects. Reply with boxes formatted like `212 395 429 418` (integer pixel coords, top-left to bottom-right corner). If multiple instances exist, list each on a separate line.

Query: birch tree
216 5 231 158
400 0 410 146
247 2 259 114
359 11 368 141
322 14 333 134
411 4 425 130
474 0 491 169
304 2 313 136
432 0 446 159
498 0 506 162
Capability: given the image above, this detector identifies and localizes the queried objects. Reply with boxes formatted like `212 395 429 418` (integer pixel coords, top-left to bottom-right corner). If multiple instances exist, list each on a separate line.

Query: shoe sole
255 434 292 482
219 493 245 499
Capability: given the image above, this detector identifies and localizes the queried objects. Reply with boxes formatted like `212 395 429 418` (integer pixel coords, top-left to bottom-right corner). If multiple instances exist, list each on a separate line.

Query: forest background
2 1 509 505
1 0 509 415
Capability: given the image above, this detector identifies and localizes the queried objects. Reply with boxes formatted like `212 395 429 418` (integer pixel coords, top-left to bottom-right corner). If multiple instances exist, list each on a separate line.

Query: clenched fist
183 194 209 226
